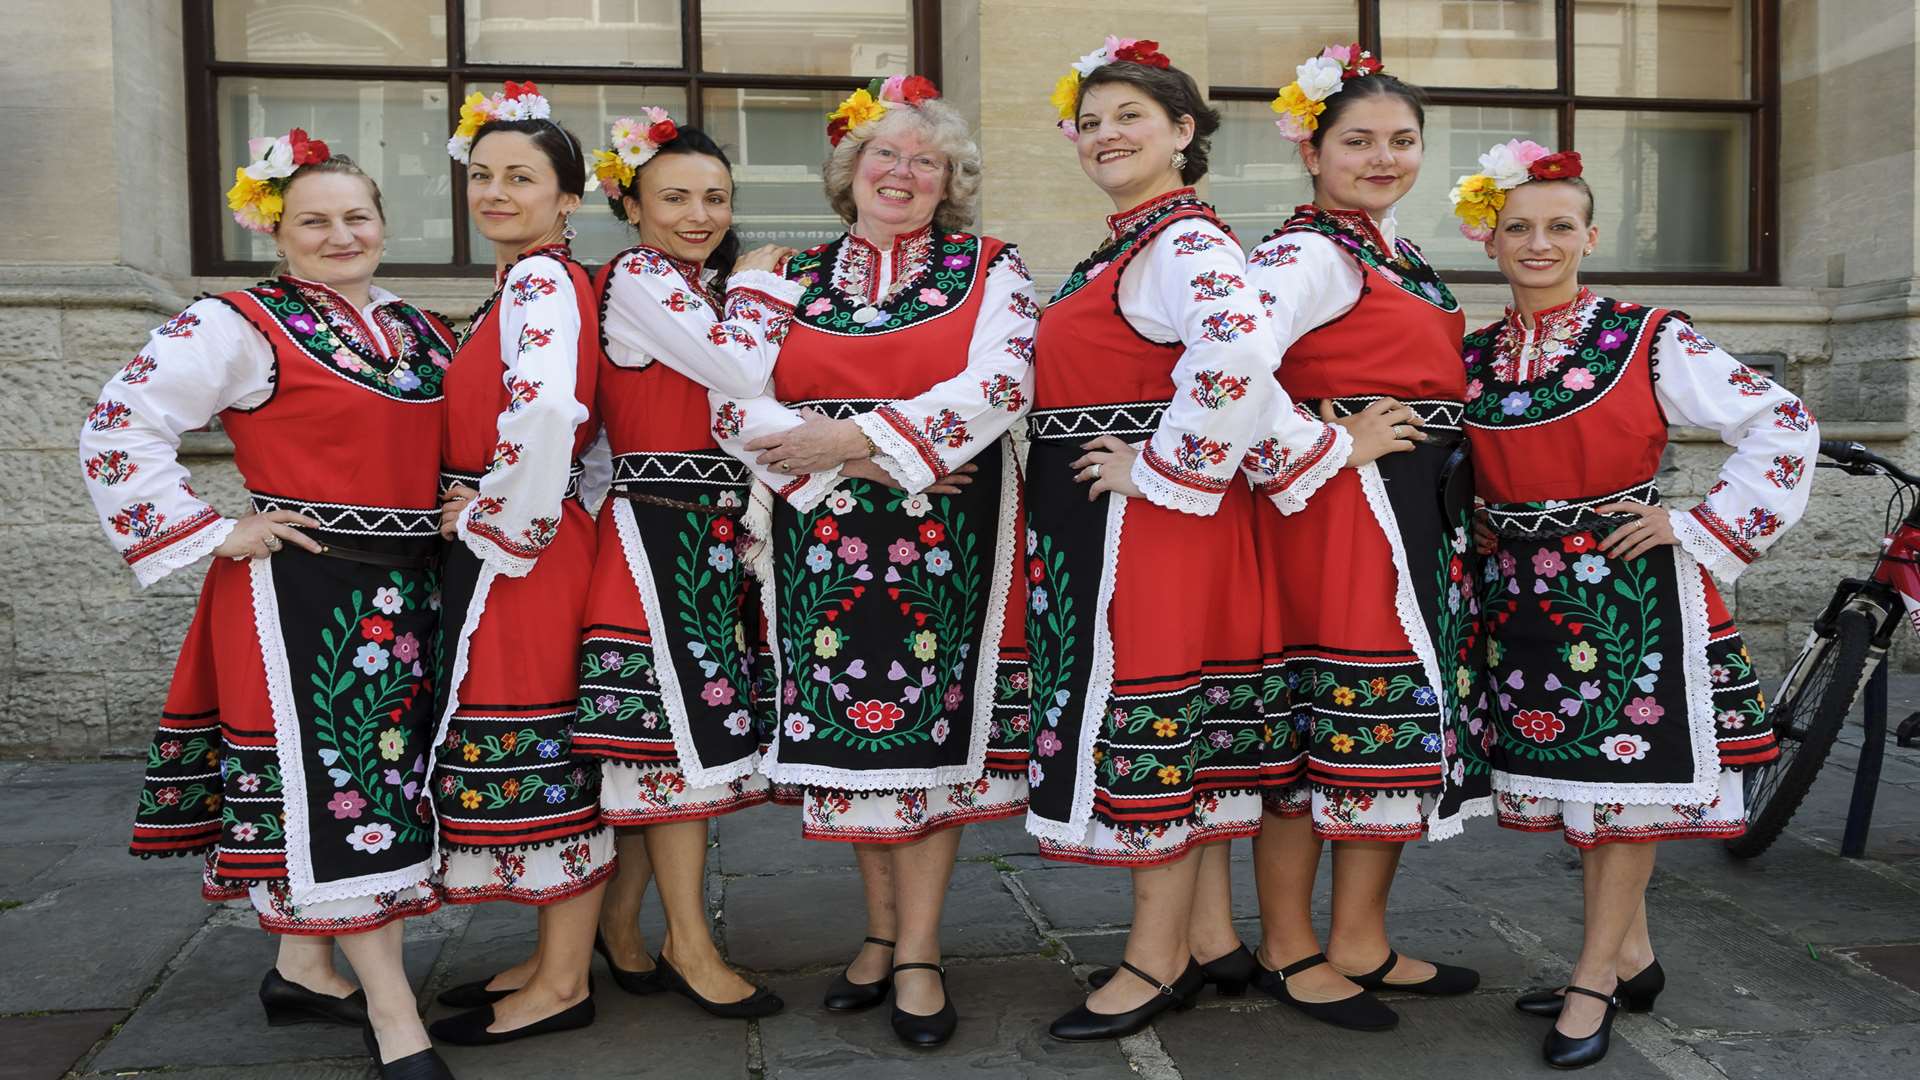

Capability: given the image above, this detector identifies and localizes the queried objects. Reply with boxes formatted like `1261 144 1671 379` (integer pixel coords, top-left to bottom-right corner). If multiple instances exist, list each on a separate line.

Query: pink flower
837 535 868 564
804 297 833 317
1561 366 1596 391
327 790 368 820
918 287 948 307
701 679 736 707
1531 549 1565 577
888 538 919 564
1466 378 1484 401
1035 730 1062 757
1624 697 1665 725
1320 43 1353 64
392 632 420 663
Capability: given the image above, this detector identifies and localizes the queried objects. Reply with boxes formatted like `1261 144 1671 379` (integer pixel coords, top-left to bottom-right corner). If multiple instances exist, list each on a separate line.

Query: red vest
591 248 720 455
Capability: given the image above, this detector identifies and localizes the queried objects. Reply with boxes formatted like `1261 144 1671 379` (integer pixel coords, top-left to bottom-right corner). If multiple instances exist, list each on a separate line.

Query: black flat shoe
1543 985 1619 1069
594 932 665 996
427 996 595 1046
657 954 784 1019
259 968 369 1027
1088 944 1258 997
362 1025 456 1080
1253 953 1398 1032
890 962 958 1047
1345 949 1481 996
1518 959 1663 1017
1048 959 1203 1042
823 936 895 1012
435 976 515 1009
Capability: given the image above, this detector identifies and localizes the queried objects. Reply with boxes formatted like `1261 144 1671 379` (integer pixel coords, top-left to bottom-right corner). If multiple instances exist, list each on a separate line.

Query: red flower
1115 39 1171 68
504 80 540 100
360 615 394 642
1513 709 1565 744
1528 151 1583 181
918 521 945 546
847 700 905 733
647 119 679 145
1560 532 1597 554
814 515 840 542
1028 557 1045 583
900 75 940 104
826 116 851 146
1346 49 1383 78
288 128 330 165
710 517 736 541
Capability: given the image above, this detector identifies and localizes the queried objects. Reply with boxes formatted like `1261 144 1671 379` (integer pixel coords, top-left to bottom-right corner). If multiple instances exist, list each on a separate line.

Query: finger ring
263 536 282 552
1089 462 1101 480
1393 425 1406 438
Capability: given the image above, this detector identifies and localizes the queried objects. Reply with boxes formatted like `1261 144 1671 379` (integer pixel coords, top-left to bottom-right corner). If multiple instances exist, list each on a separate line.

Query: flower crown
447 80 553 163
1449 140 1584 240
1050 36 1173 139
826 74 940 146
591 108 680 200
1270 43 1384 143
226 128 331 234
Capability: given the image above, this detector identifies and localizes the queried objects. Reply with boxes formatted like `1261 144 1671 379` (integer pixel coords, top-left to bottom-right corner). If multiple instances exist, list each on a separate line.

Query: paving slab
724 861 1039 972
1693 1023 1920 1079
0 843 75 893
712 805 854 878
79 1067 368 1080
757 959 1133 1079
0 763 140 844
956 814 1038 860
91 925 441 1071
0 1010 123 1080
1844 943 1920 996
1651 835 1920 946
0 867 208 1013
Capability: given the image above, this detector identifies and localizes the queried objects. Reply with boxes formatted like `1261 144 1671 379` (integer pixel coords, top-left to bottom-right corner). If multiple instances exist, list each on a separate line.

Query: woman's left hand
745 410 870 475
1070 436 1143 501
1594 502 1676 561
440 483 477 540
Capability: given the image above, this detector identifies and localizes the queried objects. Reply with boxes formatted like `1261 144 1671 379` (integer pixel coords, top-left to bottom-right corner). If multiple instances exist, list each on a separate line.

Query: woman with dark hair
1026 38 1401 1042
425 83 613 1048
1454 145 1815 1068
567 112 794 1018
83 132 459 1078
1239 45 1485 1032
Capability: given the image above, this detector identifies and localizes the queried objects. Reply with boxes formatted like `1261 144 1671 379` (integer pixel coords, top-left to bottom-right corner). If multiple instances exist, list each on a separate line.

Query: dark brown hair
1309 72 1428 149
607 125 743 283
470 119 588 197
1075 62 1220 184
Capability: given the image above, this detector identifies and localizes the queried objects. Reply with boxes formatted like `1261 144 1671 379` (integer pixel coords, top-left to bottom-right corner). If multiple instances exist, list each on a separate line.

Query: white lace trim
422 561 502 853
132 516 237 588
1670 506 1749 584
1355 462 1452 803
456 511 538 579
743 480 775 582
854 410 938 494
611 498 758 789
248 558 434 905
1267 423 1353 516
724 269 803 309
1130 451 1226 517
785 467 841 514
1025 489 1127 845
1492 545 1721 806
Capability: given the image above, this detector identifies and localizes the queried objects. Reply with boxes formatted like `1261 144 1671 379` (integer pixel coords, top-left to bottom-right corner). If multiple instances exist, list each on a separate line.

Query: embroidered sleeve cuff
725 270 803 311
855 410 940 494
783 465 842 513
1261 422 1353 516
1672 505 1754 583
456 508 542 579
1131 446 1228 516
127 512 235 588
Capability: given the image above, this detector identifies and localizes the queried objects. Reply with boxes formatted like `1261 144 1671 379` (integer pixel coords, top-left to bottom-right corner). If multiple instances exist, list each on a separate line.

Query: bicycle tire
1725 602 1879 858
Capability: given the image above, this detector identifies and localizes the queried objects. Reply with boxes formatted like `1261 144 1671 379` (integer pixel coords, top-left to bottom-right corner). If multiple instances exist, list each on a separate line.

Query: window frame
183 0 941 277
1208 0 1780 285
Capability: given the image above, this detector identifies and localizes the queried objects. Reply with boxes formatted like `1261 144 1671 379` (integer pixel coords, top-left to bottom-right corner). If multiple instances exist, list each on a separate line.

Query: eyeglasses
867 145 948 176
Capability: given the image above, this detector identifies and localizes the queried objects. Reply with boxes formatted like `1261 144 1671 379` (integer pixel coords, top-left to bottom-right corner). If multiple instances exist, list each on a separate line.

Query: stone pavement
8 695 1920 1080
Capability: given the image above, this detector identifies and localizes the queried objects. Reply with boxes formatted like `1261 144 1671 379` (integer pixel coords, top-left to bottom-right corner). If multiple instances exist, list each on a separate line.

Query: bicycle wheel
1725 601 1880 858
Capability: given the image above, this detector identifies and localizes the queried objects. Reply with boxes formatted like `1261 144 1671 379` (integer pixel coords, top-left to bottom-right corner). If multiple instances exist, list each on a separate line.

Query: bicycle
1726 439 1920 858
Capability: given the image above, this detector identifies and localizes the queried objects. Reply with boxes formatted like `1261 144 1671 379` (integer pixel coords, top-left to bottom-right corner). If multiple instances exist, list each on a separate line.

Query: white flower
1477 141 1533 189
901 493 932 518
373 586 403 614
825 487 860 515
1601 733 1651 764
1294 56 1346 103
1071 46 1111 77
494 98 529 122
609 116 644 150
931 718 950 745
244 135 296 181
447 133 474 162
785 714 815 741
725 710 752 736
347 822 396 853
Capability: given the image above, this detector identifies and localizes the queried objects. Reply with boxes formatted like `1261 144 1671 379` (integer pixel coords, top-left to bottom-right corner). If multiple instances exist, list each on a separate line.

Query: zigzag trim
1482 481 1660 539
248 492 439 536
1027 402 1169 443
610 451 750 487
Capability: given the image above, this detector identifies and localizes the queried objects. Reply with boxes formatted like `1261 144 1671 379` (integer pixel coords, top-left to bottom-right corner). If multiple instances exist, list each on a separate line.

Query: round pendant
852 305 882 324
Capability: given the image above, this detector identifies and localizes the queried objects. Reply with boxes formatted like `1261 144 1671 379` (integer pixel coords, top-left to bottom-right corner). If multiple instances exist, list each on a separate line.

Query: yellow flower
454 90 490 142
1152 718 1178 738
459 789 482 809
827 88 888 135
1050 70 1081 122
1368 677 1389 697
1331 686 1356 706
1156 764 1183 785
1271 83 1327 124
1567 641 1599 673
1371 723 1395 742
461 742 480 762
911 629 938 661
1330 733 1356 753
813 626 840 659
1449 173 1506 235
226 167 283 231
1456 666 1473 698
592 148 634 194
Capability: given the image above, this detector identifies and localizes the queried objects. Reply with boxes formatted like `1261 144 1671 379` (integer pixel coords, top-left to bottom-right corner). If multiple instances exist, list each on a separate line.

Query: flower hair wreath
826 74 941 147
1050 35 1172 140
226 128 332 234
1270 42 1383 143
1449 140 1584 241
447 80 553 163
592 108 679 199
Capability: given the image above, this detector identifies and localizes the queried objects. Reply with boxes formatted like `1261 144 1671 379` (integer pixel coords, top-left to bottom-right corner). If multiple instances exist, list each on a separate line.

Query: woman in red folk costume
1454 150 1816 1067
426 83 612 1047
86 134 458 1078
710 74 1036 1047
1028 40 1399 1043
1237 48 1486 1032
570 114 794 1017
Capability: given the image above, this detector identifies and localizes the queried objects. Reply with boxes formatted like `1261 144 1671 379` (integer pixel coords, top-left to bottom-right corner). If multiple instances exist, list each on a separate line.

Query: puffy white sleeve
77 299 275 586
1120 220 1350 516
852 245 1039 494
1652 313 1820 582
601 247 801 398
707 387 843 513
456 255 591 576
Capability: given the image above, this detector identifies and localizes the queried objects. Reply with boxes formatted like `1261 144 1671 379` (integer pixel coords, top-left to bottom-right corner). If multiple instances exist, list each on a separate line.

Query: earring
1170 149 1188 171
562 213 577 242
1583 248 1593 256
274 251 285 258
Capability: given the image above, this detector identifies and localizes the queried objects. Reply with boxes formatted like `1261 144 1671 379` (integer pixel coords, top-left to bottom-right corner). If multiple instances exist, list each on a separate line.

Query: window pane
1574 0 1749 99
1206 1 1358 89
217 78 453 263
1575 110 1749 272
1382 0 1558 89
213 0 447 66
463 0 681 68
1398 104 1560 270
461 82 690 266
699 0 910 77
699 87 843 250
1209 100 1315 243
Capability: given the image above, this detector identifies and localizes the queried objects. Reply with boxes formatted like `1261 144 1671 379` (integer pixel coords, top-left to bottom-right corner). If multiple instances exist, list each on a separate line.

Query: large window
1207 0 1775 282
186 1 937 274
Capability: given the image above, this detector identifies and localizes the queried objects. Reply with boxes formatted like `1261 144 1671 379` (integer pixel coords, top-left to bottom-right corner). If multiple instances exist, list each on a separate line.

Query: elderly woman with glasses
709 75 1037 1048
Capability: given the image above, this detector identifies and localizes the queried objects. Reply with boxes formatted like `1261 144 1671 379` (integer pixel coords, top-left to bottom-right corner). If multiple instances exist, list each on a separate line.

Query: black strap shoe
890 962 958 1047
1346 949 1481 996
362 1025 457 1079
426 995 595 1047
1543 985 1619 1069
823 936 895 1012
1517 959 1663 1018
259 969 369 1028
657 954 784 1019
1048 959 1203 1042
435 976 515 1010
1253 953 1399 1032
594 932 664 996
1087 943 1259 997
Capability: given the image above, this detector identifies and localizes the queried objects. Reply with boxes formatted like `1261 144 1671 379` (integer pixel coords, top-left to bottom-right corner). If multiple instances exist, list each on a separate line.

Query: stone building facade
3 0 1917 756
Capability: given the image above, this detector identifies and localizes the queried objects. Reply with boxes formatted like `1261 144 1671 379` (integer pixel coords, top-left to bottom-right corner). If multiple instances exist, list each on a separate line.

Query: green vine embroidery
308 571 433 842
